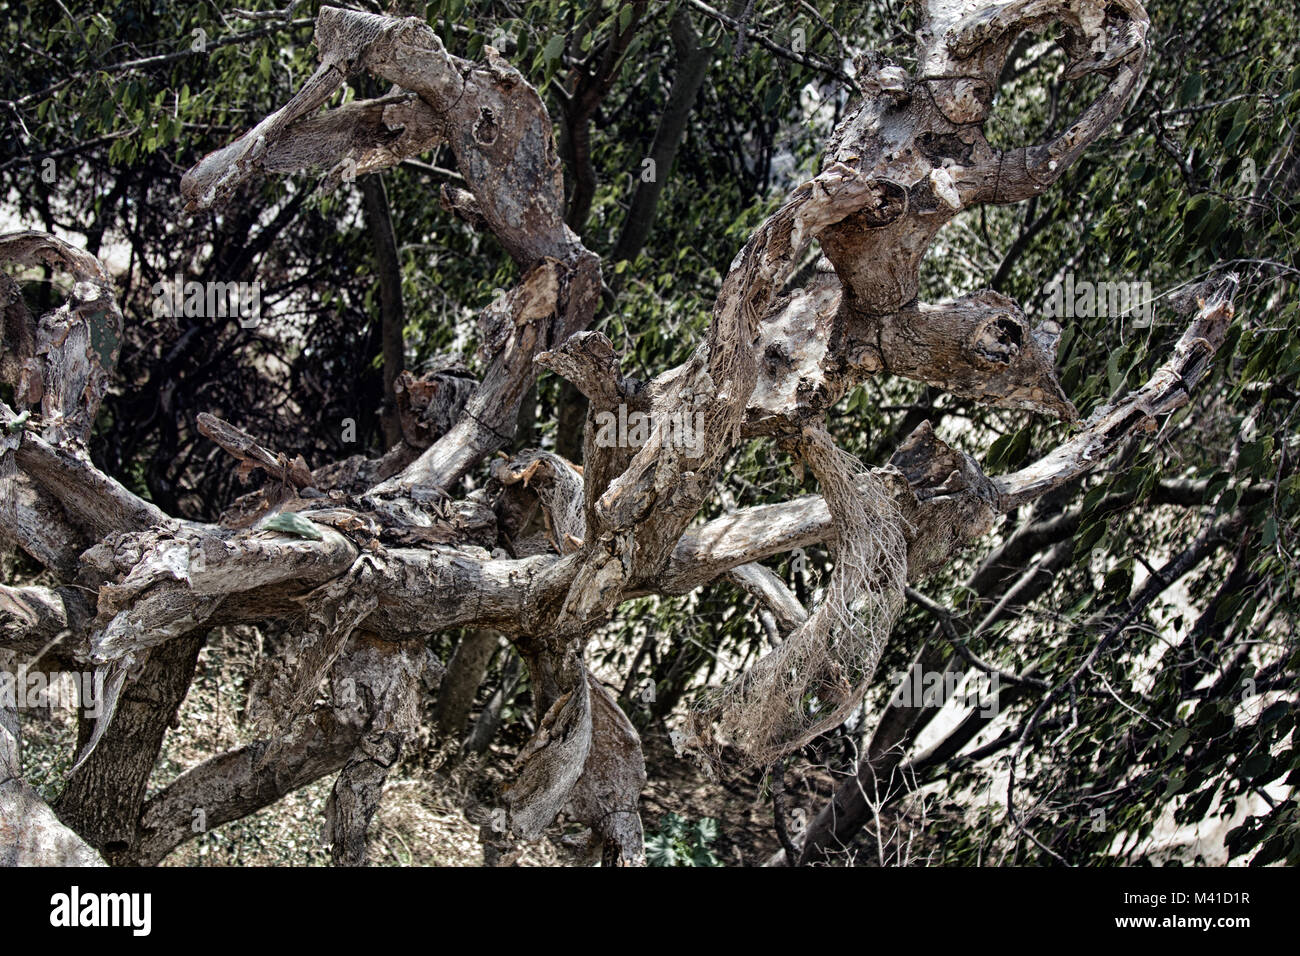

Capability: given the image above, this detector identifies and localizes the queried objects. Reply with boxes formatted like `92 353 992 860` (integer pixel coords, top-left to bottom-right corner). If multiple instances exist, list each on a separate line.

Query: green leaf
261 512 325 541
1166 727 1191 757
1178 74 1203 107
1240 751 1273 782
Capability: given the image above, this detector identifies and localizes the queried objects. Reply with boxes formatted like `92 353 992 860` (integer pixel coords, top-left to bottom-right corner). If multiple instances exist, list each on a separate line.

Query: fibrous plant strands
690 425 906 767
248 577 379 740
492 451 586 551
549 467 586 549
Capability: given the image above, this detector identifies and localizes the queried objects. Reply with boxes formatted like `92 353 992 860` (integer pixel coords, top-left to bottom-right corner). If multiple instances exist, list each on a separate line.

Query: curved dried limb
2 0 1237 868
1 673 104 865
727 563 809 635
997 276 1238 508
491 450 586 553
747 275 1076 432
197 412 313 489
183 7 604 501
0 584 93 657
0 231 123 446
126 634 428 866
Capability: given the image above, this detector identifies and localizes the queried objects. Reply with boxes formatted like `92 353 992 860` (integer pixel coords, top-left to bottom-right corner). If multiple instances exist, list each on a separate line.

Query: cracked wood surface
0 0 1236 868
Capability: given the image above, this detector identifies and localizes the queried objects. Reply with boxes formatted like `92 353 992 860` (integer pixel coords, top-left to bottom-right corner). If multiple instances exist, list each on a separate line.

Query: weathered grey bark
3 0 1241 869
127 634 429 866
182 8 604 500
727 563 808 636
0 231 122 448
53 634 204 858
0 652 104 866
327 729 403 866
0 584 93 659
324 634 426 866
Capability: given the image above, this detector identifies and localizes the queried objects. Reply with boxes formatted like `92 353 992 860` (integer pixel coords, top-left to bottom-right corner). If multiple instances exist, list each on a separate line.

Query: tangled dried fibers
689 424 907 767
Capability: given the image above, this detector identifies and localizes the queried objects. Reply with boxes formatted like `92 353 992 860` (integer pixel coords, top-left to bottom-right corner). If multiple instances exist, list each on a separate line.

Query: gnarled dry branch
5 0 1246 869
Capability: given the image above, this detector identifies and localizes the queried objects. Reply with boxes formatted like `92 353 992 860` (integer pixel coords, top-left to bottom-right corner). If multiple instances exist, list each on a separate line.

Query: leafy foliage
645 813 722 867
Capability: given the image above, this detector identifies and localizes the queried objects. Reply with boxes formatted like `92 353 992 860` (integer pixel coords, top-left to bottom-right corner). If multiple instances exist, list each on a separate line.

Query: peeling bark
128 634 429 867
53 634 204 858
1 660 105 866
4 0 1245 867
